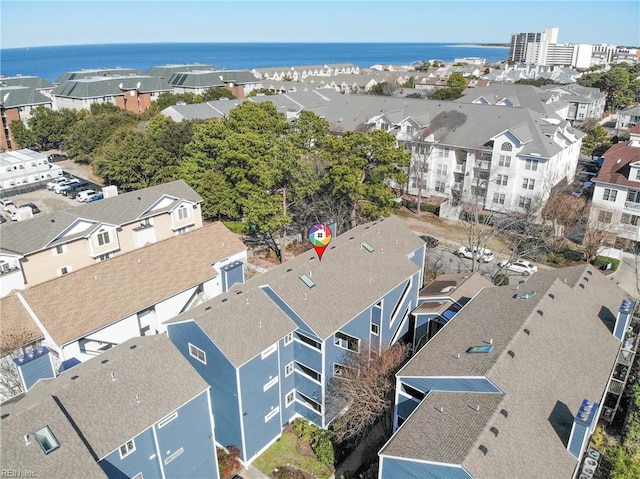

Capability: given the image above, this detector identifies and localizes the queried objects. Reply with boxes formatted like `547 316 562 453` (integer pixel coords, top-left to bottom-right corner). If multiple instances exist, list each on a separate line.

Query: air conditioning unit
0 261 10 273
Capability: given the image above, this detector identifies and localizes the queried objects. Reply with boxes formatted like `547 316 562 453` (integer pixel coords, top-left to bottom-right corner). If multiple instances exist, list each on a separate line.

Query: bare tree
0 329 43 401
541 192 588 251
327 342 408 443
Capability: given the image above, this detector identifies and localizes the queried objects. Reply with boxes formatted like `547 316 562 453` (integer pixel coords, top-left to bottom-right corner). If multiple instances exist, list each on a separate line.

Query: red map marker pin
308 224 332 261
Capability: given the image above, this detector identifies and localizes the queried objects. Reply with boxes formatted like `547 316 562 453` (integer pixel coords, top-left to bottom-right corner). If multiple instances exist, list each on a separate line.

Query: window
265 407 280 422
500 142 512 152
333 363 352 377
175 226 189 235
518 196 532 210
97 253 111 262
627 189 640 203
188 343 206 364
496 174 508 186
53 244 67 256
157 411 178 429
436 164 447 175
438 147 450 158
636 170 640 181
119 439 136 459
263 376 279 392
296 332 321 350
298 392 322 413
622 213 640 226
295 362 321 382
34 426 60 454
285 362 294 377
177 205 189 220
598 210 613 223
334 331 359 352
58 266 70 276
284 333 293 346
371 323 379 336
525 159 539 171
522 178 535 190
96 230 110 246
492 193 505 205
603 188 617 202
435 181 445 193
285 390 295 407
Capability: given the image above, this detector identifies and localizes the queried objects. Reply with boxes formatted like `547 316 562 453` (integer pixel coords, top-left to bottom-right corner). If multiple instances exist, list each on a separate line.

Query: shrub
312 431 335 466
223 221 247 234
493 274 509 286
559 247 584 262
292 418 316 443
595 255 621 271
217 445 242 479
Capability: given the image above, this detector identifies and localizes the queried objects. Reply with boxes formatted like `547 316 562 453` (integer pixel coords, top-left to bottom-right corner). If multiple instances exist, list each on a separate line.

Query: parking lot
0 166 102 222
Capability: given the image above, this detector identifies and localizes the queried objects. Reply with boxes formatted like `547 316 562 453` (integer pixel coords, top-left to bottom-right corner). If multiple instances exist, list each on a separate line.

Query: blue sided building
379 264 631 479
166 216 426 463
0 335 219 479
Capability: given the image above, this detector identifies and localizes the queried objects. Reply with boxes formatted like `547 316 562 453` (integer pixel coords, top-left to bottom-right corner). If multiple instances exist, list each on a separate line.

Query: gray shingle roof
0 335 207 471
146 64 218 78
51 75 172 98
0 86 52 108
0 76 54 90
11 222 245 347
168 216 424 366
0 179 202 255
387 264 629 478
54 68 144 84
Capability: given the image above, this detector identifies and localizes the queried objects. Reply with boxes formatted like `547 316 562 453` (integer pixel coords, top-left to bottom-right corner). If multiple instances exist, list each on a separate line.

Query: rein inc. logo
1 471 36 477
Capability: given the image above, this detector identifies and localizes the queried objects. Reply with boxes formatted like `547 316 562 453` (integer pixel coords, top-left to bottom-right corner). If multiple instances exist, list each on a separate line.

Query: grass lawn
253 430 334 479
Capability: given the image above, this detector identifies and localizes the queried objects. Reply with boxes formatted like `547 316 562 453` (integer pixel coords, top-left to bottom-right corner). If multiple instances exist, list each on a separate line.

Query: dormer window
500 142 512 152
177 205 189 220
96 229 110 246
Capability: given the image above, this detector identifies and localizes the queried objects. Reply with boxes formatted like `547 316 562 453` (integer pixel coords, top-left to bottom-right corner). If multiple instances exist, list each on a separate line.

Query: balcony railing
624 201 640 211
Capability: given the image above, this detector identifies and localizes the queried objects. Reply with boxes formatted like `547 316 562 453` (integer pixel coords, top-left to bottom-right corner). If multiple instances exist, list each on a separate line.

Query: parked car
497 259 538 276
53 178 81 194
46 176 69 190
456 246 495 263
47 153 68 162
61 181 88 196
84 192 104 203
0 199 15 211
68 186 91 200
76 189 98 202
18 203 41 214
0 214 5 224
419 235 440 248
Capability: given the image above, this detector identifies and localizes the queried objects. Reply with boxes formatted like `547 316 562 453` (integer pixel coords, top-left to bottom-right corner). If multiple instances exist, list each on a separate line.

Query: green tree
246 88 277 97
403 76 416 88
8 119 35 149
201 87 236 101
368 82 398 96
414 61 430 71
581 125 612 157
146 92 204 114
65 110 138 162
19 106 80 149
322 129 409 227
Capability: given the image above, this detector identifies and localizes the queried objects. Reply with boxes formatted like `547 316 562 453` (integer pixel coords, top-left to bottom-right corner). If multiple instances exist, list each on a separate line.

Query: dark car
18 203 41 214
47 153 68 162
61 181 88 196
419 235 439 248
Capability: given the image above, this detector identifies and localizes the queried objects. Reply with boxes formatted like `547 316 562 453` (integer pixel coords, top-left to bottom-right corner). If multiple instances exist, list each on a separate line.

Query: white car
0 199 15 211
76 189 98 202
498 259 538 276
53 178 80 194
456 246 495 263
46 176 69 190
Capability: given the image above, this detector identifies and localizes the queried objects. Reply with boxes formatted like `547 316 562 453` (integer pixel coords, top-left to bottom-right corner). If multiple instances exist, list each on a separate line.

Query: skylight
361 241 375 253
34 426 60 454
466 344 494 354
299 274 315 288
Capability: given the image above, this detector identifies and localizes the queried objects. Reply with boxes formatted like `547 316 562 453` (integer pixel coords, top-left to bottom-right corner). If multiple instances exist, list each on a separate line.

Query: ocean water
0 43 509 83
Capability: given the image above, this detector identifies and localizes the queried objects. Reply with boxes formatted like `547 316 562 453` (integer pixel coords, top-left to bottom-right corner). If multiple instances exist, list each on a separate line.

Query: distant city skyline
1 1 639 49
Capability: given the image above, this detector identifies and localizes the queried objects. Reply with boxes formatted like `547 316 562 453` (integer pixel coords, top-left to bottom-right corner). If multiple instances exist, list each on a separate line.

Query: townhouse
589 124 640 251
0 88 53 150
0 179 203 292
0 148 63 196
162 89 584 217
252 63 360 82
0 222 246 400
166 69 261 98
0 335 219 479
380 264 633 479
50 75 173 113
165 215 426 463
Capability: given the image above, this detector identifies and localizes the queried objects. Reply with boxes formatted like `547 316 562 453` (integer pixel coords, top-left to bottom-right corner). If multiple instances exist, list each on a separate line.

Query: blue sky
1 1 638 49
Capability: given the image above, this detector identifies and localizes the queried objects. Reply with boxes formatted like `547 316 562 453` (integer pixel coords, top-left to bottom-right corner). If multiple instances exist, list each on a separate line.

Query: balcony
454 164 465 173
624 201 640 211
452 182 462 191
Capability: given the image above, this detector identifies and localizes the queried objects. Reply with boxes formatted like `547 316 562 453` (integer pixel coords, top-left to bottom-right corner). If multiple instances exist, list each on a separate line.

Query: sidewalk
237 463 271 479
333 419 389 479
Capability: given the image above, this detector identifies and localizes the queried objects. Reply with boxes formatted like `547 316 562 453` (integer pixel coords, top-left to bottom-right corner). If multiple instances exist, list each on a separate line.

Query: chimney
220 261 244 293
102 185 118 198
614 299 635 341
567 399 599 459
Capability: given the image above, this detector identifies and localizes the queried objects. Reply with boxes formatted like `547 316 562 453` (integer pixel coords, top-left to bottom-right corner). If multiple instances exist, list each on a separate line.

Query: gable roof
0 335 208 467
0 76 54 90
593 136 640 188
0 179 202 255
12 222 244 348
0 86 52 108
388 264 629 478
54 68 145 84
51 75 172 98
168 216 424 366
